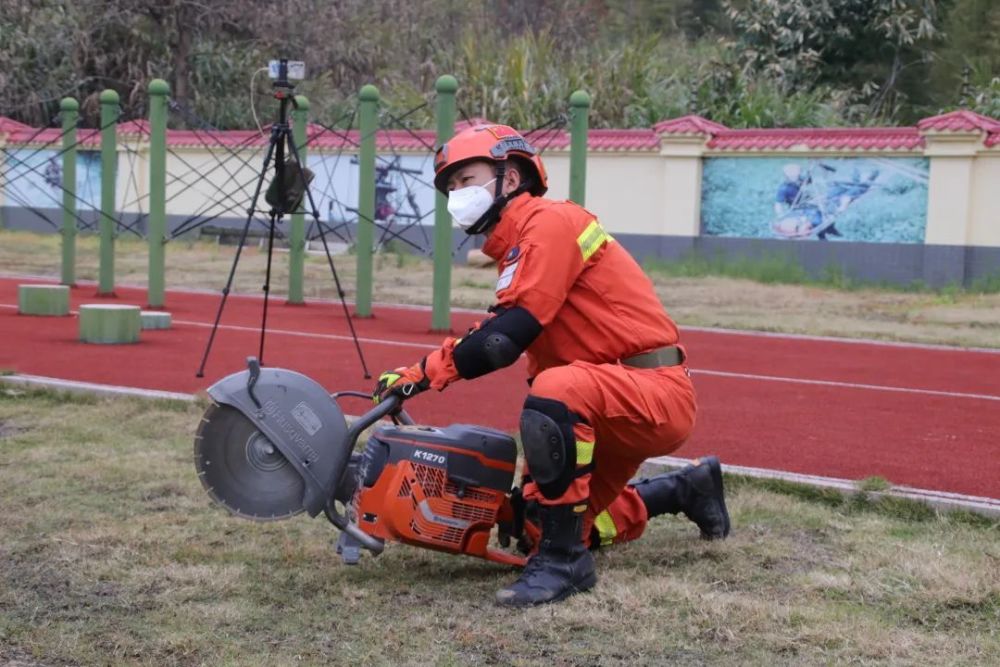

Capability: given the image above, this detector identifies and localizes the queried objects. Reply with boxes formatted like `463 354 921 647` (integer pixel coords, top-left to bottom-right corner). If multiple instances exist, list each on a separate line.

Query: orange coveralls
422 193 697 546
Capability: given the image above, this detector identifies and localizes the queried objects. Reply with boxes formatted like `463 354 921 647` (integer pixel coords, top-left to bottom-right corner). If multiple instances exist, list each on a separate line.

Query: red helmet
433 124 548 196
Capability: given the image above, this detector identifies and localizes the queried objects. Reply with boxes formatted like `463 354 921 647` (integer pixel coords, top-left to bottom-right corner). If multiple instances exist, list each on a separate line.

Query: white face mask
447 178 497 229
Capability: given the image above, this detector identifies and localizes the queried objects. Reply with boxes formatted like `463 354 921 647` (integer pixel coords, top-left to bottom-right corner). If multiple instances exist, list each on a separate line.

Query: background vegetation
1 0 998 131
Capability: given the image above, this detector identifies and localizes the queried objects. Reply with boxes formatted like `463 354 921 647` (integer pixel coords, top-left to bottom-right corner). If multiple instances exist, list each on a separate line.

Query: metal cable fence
1 79 592 323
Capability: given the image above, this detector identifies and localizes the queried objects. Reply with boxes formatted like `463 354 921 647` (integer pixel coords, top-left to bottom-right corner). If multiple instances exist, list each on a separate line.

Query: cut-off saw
194 358 538 565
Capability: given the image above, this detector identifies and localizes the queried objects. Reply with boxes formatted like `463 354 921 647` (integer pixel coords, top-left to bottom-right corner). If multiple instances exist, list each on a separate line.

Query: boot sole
542 570 598 606
702 456 731 539
495 571 598 608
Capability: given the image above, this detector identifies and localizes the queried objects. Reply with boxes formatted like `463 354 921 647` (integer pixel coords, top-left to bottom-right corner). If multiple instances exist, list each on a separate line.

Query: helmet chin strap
464 161 530 236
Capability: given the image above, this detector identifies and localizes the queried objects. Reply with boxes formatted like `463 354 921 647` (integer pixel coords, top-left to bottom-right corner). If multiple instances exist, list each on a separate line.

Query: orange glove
372 358 430 404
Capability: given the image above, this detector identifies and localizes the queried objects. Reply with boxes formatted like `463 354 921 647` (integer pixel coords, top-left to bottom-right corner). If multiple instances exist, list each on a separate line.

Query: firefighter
373 124 730 607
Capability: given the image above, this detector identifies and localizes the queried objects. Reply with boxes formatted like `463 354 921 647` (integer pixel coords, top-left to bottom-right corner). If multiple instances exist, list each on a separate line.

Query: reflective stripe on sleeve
576 440 595 466
577 220 611 262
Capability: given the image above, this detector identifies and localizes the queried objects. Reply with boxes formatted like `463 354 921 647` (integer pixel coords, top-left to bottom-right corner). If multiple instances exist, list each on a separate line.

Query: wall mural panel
700 157 930 243
2 149 102 211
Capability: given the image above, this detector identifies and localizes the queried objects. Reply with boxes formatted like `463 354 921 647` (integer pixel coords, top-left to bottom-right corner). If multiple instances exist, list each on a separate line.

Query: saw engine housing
350 423 524 565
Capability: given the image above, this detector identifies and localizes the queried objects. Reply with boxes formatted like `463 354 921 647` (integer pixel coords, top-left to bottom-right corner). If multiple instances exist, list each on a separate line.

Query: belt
621 345 685 369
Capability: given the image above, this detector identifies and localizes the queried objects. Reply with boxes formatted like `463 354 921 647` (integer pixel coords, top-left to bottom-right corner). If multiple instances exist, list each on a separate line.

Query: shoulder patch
506 246 520 262
496 261 519 292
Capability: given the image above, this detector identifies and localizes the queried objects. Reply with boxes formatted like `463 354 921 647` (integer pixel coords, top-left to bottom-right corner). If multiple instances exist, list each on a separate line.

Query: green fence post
60 97 78 286
148 79 169 307
432 75 457 332
99 89 119 295
355 84 378 317
288 95 309 304
569 90 590 206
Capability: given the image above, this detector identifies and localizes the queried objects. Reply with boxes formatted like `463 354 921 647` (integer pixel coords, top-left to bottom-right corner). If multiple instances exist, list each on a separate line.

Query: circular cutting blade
195 402 305 521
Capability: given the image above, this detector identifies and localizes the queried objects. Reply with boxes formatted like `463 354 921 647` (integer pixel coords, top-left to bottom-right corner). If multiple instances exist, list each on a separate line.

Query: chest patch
496 261 519 292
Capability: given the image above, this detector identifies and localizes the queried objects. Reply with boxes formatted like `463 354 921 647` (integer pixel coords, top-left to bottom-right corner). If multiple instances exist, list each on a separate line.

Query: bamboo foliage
1 0 997 130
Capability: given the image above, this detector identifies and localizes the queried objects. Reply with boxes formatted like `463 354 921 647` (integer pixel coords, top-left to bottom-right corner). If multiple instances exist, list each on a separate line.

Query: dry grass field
0 388 997 666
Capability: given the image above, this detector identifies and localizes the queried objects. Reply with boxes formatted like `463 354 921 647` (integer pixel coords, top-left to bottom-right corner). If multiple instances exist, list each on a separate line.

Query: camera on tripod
269 59 306 87
259 58 314 214
198 55 369 380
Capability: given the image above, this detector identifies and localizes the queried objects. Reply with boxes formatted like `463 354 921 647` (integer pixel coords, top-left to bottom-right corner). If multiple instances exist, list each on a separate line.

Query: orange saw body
351 426 527 566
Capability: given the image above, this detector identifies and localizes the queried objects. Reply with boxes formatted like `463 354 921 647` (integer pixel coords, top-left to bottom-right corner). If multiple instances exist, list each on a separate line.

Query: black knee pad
520 396 588 500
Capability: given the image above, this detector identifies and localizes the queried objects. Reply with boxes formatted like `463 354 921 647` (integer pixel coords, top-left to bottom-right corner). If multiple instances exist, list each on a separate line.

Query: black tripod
196 59 371 380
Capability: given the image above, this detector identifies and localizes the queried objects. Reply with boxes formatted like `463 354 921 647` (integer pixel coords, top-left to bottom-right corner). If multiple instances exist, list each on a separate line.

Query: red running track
2 277 998 499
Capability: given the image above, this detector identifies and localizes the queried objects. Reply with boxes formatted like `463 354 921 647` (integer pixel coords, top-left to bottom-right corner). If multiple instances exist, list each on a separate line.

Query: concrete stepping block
140 311 172 330
18 284 70 316
79 304 141 344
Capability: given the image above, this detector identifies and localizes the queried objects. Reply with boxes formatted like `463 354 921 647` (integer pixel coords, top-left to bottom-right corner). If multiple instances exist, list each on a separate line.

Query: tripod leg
259 209 280 365
196 133 278 378
286 131 373 379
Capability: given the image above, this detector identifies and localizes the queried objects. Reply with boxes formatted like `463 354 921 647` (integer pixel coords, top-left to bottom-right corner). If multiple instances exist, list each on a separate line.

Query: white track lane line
0 273 487 314
692 369 1000 402
5 273 999 354
684 325 1000 355
646 455 1000 515
171 318 442 351
0 374 196 401
5 303 999 401
0 303 440 350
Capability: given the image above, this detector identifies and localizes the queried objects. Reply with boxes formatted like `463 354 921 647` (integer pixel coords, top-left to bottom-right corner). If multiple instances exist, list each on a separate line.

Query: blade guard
207 365 349 517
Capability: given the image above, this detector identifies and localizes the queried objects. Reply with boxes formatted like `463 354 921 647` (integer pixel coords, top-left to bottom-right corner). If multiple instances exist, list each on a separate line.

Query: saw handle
320 393 416 558
246 356 262 409
342 394 416 451
331 391 415 430
324 504 385 555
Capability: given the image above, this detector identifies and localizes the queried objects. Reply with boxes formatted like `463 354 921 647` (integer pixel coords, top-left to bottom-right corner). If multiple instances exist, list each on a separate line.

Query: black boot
495 503 596 607
632 456 731 540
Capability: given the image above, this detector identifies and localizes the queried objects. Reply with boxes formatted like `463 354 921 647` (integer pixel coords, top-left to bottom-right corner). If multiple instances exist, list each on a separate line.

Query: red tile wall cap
7 111 995 152
2 124 102 147
515 129 660 152
162 128 266 149
917 109 1000 134
117 119 151 137
0 116 34 134
586 129 660 150
653 115 729 136
2 117 149 146
296 123 658 153
707 127 923 150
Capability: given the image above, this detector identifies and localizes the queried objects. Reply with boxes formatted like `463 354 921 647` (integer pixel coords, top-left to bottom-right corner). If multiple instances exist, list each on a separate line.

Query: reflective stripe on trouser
593 510 617 547
521 360 696 542
588 486 649 548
